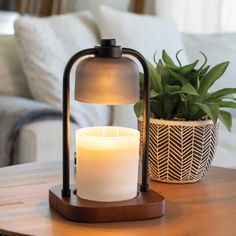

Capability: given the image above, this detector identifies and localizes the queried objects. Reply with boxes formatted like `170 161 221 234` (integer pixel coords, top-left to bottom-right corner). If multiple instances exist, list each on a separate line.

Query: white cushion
98 6 189 129
14 11 110 127
0 35 31 98
98 5 188 65
182 33 236 91
111 104 138 129
17 120 78 163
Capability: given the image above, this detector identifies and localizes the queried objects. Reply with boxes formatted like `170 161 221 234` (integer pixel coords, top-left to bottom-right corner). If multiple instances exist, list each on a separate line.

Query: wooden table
0 161 236 236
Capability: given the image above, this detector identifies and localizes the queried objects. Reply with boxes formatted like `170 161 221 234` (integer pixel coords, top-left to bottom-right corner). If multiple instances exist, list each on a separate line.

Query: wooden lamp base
49 184 165 223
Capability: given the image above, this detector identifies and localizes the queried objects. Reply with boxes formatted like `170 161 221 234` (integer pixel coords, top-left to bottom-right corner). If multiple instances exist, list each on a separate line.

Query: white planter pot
139 118 219 183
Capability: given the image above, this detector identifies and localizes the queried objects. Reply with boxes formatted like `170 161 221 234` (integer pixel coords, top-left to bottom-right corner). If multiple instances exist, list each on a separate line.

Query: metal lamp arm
122 48 150 192
62 46 150 196
62 48 95 197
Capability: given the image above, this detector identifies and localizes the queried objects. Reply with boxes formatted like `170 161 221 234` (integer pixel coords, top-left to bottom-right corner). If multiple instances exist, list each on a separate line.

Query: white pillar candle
76 126 140 202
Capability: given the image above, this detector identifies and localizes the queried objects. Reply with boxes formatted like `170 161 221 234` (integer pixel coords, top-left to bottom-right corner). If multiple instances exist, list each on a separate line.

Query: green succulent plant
134 50 236 131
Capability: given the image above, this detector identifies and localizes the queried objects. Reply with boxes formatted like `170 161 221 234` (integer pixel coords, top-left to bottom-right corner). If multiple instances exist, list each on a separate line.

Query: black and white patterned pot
139 118 219 183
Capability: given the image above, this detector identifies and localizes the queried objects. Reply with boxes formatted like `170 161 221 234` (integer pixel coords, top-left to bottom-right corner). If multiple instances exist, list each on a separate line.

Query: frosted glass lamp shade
75 57 139 105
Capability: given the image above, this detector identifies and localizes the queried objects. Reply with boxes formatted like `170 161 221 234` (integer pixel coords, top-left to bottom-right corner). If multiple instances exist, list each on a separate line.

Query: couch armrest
0 95 65 167
17 120 78 163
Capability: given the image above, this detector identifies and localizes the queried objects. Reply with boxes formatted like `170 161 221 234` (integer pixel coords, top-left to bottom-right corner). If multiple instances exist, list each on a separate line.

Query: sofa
0 5 236 168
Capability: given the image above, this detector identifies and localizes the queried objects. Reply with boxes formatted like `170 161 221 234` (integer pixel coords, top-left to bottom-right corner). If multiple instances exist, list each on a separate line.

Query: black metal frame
61 44 150 197
62 48 95 197
122 48 150 192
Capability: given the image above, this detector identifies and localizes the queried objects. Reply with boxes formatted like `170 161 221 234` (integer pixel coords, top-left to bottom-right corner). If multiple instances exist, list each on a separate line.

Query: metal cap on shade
74 40 139 105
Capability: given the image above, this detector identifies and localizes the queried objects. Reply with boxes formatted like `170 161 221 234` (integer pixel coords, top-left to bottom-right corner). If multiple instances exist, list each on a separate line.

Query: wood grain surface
0 161 236 236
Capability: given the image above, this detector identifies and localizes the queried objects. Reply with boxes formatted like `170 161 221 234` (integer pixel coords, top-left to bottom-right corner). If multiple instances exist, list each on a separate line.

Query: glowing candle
76 126 140 202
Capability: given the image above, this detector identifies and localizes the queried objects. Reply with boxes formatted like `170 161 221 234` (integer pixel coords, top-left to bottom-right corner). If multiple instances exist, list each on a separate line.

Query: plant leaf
194 103 219 122
179 60 199 75
168 69 188 85
156 67 163 93
176 49 184 67
196 75 200 90
163 95 177 118
218 101 236 109
153 50 159 66
148 61 162 93
150 99 163 118
134 100 143 118
219 110 232 131
157 62 170 85
199 65 210 77
198 62 229 97
162 50 175 66
205 88 236 103
150 89 159 98
198 51 208 70
165 84 181 94
181 83 199 96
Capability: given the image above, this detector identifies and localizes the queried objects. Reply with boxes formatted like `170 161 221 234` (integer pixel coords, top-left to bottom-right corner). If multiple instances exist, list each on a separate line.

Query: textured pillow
14 11 110 127
0 35 31 98
98 5 188 128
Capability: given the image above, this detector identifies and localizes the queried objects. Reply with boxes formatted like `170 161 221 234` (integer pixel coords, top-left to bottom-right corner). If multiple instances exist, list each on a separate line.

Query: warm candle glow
76 126 140 202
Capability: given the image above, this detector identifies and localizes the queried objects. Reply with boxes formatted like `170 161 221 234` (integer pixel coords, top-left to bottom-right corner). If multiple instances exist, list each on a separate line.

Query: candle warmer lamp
49 39 165 223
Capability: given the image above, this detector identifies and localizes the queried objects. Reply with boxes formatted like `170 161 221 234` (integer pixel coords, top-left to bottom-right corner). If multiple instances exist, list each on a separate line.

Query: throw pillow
98 5 188 65
0 35 31 98
14 11 110 127
98 5 188 128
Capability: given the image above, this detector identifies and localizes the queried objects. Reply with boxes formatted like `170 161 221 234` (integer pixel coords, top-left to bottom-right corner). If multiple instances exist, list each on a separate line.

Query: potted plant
135 50 236 183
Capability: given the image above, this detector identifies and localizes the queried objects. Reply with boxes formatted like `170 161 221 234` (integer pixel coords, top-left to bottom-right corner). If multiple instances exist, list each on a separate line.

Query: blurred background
1 0 236 169
1 0 236 34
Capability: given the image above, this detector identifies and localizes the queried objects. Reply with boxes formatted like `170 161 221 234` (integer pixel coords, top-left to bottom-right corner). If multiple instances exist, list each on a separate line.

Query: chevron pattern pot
138 118 219 183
